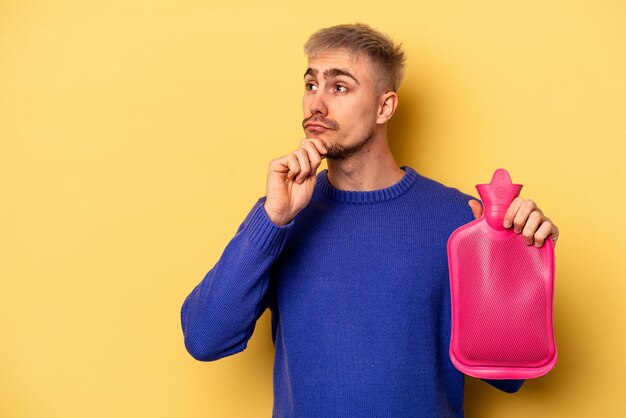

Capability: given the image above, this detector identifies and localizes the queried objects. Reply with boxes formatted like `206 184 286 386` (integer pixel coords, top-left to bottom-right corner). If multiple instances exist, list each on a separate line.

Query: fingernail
504 220 511 228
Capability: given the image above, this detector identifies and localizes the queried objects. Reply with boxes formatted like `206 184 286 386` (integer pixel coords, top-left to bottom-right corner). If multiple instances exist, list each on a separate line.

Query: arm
181 137 326 361
180 196 293 361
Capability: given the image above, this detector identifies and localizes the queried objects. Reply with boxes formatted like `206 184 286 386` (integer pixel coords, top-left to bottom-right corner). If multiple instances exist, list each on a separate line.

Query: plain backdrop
1 0 625 416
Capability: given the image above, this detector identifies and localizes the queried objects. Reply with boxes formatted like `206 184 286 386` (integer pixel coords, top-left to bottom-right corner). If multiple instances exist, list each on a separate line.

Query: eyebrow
304 67 360 85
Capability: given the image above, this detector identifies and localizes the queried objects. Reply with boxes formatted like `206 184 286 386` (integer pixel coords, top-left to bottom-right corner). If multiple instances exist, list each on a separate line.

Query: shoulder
407 168 479 226
419 172 476 201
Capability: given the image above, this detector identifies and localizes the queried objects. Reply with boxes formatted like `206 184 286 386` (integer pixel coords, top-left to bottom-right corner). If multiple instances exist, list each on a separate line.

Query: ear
376 91 398 124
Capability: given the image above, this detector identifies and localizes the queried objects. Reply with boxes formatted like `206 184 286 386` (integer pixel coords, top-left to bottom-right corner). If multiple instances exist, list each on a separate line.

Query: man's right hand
264 138 328 226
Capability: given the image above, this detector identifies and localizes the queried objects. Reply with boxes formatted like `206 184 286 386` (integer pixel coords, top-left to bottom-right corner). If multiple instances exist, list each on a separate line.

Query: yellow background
2 0 625 416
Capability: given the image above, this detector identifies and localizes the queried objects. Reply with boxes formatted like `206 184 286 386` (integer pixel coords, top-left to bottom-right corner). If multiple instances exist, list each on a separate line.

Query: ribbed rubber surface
448 221 556 377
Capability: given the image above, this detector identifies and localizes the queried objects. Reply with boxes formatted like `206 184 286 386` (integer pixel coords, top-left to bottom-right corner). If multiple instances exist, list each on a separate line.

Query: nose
308 88 328 116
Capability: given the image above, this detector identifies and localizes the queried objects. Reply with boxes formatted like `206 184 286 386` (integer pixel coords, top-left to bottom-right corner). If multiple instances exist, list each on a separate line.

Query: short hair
303 23 406 93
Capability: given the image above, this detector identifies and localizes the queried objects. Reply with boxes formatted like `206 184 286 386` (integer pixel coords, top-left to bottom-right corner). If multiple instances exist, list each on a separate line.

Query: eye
305 82 318 92
334 84 348 93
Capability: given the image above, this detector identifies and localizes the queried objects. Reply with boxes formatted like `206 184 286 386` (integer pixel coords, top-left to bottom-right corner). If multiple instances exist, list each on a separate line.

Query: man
181 23 560 417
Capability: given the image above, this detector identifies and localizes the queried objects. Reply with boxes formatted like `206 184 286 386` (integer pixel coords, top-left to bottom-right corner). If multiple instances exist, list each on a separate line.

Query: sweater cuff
243 199 294 257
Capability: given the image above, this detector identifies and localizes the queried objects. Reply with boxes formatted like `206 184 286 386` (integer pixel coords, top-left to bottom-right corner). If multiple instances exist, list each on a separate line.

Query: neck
326 130 405 191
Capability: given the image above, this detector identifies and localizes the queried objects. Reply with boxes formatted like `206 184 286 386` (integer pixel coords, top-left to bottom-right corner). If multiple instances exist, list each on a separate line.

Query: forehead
306 48 374 80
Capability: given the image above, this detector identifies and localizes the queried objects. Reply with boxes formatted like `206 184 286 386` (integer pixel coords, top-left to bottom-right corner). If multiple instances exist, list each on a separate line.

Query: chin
304 131 333 147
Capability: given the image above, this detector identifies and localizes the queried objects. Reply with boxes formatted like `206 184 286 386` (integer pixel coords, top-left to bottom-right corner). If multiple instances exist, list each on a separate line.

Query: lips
302 115 340 131
304 123 333 130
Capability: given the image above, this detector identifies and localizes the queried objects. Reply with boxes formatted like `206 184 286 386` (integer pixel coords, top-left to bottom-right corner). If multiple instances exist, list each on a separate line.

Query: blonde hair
303 23 406 93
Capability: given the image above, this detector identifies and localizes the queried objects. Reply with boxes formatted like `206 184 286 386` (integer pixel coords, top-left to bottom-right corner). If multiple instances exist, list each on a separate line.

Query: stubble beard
324 129 375 161
302 114 377 161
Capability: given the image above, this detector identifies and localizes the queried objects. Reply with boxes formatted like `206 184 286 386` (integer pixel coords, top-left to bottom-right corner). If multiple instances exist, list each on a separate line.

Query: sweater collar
317 165 419 204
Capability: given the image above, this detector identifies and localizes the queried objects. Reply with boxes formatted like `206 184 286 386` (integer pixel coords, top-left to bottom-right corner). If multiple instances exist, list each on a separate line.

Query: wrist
263 203 290 226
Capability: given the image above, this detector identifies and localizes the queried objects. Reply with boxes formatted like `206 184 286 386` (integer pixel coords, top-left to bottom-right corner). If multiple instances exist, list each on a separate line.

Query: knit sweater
181 165 524 417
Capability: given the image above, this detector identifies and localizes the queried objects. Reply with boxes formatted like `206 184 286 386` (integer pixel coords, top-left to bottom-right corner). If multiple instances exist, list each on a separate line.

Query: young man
181 23 560 417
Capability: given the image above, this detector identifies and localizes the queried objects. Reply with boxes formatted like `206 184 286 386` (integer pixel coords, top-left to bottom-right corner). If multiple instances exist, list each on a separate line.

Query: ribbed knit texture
181 165 524 417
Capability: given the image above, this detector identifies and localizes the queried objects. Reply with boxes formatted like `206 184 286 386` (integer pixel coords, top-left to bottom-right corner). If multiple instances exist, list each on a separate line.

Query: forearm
181 197 293 361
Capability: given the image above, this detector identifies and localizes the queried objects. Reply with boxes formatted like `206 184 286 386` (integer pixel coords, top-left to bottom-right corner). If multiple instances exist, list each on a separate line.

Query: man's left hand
468 198 559 247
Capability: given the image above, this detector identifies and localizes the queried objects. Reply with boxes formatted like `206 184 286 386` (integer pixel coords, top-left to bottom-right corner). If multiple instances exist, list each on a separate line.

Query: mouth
304 123 334 132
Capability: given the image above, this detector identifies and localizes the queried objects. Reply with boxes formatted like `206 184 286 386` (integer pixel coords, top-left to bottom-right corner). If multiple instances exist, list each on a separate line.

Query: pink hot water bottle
447 168 557 379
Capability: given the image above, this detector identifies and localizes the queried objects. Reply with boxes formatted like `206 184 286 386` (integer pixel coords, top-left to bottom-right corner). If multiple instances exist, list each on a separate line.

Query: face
302 49 382 160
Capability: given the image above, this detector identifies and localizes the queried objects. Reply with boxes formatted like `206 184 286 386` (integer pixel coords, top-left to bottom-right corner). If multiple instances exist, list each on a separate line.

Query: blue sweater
181 165 524 417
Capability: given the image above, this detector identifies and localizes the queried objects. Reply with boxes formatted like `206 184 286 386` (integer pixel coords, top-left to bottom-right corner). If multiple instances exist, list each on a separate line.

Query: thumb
468 199 483 219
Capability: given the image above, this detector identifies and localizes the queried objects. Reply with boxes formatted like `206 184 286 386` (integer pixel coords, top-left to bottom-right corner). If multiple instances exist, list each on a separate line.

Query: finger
512 199 541 233
284 154 300 179
271 154 297 174
293 149 311 184
551 222 560 246
521 210 543 245
468 199 483 219
300 141 324 175
302 137 328 156
532 219 554 248
503 197 523 229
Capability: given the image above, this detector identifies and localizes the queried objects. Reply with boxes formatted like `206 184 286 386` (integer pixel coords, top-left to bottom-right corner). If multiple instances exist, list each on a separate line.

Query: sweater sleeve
482 379 525 393
180 196 294 361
